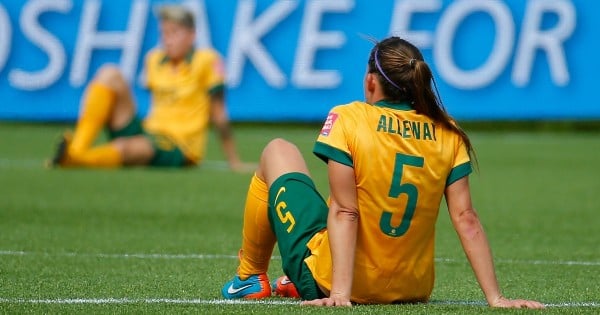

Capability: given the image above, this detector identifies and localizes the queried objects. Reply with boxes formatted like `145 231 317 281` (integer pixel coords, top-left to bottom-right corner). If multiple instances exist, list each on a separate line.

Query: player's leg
236 138 311 277
111 132 193 167
50 65 137 167
222 138 325 299
71 65 135 153
259 138 311 186
221 179 274 299
222 141 282 299
261 139 328 300
110 136 155 166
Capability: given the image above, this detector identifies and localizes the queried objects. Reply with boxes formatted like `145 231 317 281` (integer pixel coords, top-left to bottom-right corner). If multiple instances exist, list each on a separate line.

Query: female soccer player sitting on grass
49 6 249 171
221 36 544 308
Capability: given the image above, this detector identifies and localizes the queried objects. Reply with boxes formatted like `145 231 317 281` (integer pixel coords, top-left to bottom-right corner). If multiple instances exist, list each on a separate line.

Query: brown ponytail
368 37 477 166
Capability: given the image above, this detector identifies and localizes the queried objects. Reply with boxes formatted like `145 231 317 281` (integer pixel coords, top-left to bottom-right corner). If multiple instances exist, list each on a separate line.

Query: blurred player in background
48 5 249 171
220 36 544 308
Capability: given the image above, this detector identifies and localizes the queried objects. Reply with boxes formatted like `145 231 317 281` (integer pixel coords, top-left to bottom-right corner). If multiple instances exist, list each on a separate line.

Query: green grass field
1 123 599 314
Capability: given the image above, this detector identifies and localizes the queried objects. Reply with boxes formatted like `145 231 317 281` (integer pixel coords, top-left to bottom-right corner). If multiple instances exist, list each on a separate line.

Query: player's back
313 100 471 303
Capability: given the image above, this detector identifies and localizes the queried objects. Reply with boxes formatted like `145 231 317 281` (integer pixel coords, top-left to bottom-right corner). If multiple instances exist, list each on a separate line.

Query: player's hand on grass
489 296 545 309
301 294 352 307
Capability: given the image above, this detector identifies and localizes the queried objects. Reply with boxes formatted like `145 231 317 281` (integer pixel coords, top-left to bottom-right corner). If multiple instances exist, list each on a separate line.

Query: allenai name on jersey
376 115 437 141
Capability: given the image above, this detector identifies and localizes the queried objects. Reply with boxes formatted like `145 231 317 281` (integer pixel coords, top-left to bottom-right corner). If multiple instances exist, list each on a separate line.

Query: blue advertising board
0 0 597 121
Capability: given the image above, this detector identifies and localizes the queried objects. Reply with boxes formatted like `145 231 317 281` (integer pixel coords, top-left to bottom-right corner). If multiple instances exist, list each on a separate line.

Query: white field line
0 298 297 305
1 250 599 267
0 298 597 308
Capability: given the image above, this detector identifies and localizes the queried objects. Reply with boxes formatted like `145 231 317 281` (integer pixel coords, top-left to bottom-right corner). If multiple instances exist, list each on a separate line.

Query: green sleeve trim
208 83 225 95
446 161 472 187
313 142 353 167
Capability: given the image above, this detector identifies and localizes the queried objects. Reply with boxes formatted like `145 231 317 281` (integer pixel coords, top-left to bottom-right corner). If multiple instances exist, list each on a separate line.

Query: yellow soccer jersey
143 48 225 163
306 100 472 304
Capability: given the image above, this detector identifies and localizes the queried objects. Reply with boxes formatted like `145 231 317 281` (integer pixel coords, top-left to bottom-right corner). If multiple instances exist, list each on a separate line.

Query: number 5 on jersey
380 153 424 237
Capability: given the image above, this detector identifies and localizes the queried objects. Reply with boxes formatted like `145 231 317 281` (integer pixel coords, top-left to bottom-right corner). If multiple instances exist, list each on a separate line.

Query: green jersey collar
160 48 195 64
374 100 413 111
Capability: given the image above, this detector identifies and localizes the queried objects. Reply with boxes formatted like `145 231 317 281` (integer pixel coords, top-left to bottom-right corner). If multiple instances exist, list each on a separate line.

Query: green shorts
108 117 188 167
267 172 328 300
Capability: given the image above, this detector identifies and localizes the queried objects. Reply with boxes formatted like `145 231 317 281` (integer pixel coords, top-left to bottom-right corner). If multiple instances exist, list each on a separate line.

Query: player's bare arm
209 91 243 170
445 177 544 309
303 160 358 307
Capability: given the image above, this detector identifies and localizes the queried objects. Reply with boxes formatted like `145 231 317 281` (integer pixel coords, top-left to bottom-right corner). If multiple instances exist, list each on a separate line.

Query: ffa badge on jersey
320 112 338 136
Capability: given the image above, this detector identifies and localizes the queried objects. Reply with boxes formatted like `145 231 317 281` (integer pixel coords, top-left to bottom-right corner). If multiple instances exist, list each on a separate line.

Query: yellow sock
238 173 276 279
67 143 122 168
69 82 116 155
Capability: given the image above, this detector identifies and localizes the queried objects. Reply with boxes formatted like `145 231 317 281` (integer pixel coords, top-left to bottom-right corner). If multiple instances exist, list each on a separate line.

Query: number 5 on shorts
275 187 296 233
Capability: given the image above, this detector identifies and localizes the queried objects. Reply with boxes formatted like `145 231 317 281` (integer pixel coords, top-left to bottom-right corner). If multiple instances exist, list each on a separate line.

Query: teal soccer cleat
221 273 271 299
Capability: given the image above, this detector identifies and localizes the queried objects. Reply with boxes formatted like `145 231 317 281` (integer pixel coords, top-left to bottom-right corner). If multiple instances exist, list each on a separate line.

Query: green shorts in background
108 117 188 167
267 172 328 300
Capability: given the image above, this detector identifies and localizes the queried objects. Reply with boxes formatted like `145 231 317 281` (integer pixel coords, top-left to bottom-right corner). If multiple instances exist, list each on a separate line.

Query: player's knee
263 138 298 158
93 65 128 90
260 137 307 175
267 138 294 148
257 138 311 184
